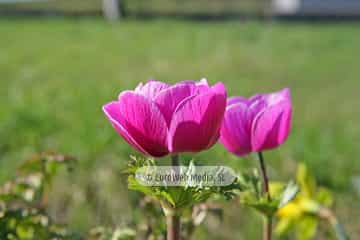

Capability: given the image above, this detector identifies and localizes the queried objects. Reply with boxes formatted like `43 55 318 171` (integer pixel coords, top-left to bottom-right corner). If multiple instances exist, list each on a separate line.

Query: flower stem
258 152 271 201
172 154 180 166
258 152 272 240
166 154 181 240
263 216 272 240
167 213 181 240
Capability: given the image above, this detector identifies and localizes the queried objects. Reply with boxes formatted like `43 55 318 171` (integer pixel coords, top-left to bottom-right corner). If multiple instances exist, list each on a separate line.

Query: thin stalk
167 213 181 240
172 154 180 166
258 152 272 240
166 154 181 240
258 152 271 201
263 216 272 240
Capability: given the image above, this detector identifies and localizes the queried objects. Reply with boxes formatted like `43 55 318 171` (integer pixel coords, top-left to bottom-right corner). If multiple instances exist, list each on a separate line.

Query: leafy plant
0 153 79 240
125 156 242 239
275 163 349 240
126 156 241 214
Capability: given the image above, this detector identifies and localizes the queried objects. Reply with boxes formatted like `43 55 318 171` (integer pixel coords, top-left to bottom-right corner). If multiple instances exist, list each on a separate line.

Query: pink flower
103 79 227 157
220 88 292 156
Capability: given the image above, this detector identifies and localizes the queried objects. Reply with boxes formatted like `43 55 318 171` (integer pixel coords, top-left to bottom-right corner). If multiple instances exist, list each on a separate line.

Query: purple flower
103 79 227 157
220 88 292 156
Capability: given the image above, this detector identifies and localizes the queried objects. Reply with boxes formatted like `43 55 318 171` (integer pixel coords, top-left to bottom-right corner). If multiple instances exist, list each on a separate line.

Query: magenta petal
134 82 144 92
227 96 249 107
251 101 292 151
210 82 226 97
197 78 209 86
176 78 209 87
168 91 226 153
103 101 149 155
134 80 170 100
220 103 252 156
263 88 291 107
154 81 211 126
106 91 169 157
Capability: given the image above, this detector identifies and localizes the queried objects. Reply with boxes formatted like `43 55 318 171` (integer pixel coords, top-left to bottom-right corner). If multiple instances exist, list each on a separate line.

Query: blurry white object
272 0 300 14
273 0 360 16
102 0 121 21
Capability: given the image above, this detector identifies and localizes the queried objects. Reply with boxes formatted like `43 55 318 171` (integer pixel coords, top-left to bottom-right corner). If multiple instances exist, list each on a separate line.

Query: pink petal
263 88 291 107
154 81 211 126
134 82 144 92
168 90 226 153
176 78 209 87
251 101 292 151
105 91 169 157
197 78 209 86
227 94 266 128
103 101 149 155
210 82 227 97
134 80 170 100
220 103 252 156
227 96 248 107
247 89 290 124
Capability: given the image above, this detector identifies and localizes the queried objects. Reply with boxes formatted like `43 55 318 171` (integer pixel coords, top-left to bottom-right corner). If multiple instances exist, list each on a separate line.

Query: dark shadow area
0 9 102 18
2 8 360 22
275 14 360 22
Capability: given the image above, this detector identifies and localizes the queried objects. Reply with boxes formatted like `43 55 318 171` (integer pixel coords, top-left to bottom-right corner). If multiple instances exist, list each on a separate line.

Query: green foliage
0 152 142 240
275 163 348 240
237 169 299 218
126 156 301 238
126 156 241 214
0 153 79 240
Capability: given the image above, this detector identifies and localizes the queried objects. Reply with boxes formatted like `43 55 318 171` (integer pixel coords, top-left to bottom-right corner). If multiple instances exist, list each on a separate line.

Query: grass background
0 17 360 239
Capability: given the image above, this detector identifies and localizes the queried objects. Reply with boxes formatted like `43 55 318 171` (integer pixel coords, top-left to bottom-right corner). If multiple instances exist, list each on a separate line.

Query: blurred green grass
0 18 359 239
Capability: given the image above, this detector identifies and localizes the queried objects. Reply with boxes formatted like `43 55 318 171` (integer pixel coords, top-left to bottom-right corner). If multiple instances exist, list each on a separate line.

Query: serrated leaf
126 157 245 212
158 190 176 207
240 191 279 217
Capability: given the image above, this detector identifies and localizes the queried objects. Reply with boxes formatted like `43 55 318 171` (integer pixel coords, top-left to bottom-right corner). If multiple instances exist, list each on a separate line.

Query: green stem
258 152 272 240
166 154 181 240
172 154 180 166
258 152 271 201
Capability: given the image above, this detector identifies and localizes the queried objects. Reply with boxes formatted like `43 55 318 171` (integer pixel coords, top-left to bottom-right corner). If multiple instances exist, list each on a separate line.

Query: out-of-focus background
0 0 360 239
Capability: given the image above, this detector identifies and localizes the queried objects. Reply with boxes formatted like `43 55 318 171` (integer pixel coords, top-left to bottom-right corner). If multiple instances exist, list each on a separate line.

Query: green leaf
315 187 333 207
245 198 279 217
126 157 244 212
296 216 318 240
275 218 295 236
297 163 316 198
127 176 153 196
